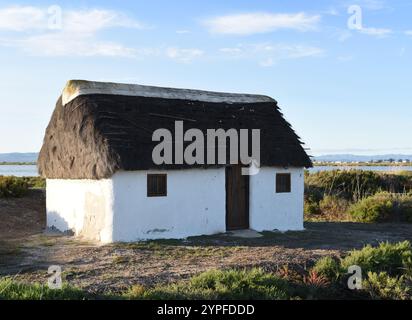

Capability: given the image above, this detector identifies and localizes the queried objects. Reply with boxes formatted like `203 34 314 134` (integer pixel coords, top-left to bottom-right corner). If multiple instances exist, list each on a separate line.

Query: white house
38 80 312 243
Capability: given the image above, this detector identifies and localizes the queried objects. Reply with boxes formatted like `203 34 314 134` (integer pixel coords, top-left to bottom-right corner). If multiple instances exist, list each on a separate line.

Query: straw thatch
38 83 312 179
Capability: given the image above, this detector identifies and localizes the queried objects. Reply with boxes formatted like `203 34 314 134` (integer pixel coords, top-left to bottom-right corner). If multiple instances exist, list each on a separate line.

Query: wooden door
226 165 249 230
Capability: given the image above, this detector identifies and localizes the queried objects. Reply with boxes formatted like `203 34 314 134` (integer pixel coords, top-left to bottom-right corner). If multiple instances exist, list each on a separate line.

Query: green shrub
127 268 292 300
396 171 412 177
348 192 394 222
22 176 46 189
349 192 412 222
304 184 323 217
305 170 383 201
319 195 349 213
341 241 412 276
304 170 412 223
0 176 45 198
363 272 411 300
0 278 88 300
305 195 351 222
127 284 146 297
304 199 321 216
305 170 412 201
398 194 412 222
0 176 29 198
311 256 341 280
304 184 324 203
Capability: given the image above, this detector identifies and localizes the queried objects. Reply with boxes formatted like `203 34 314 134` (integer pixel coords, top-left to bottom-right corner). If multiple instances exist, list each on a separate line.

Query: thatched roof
38 80 312 179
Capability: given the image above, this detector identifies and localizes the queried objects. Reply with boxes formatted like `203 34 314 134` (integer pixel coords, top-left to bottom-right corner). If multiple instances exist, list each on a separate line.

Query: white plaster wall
46 179 114 243
46 166 304 243
249 167 304 231
111 168 226 241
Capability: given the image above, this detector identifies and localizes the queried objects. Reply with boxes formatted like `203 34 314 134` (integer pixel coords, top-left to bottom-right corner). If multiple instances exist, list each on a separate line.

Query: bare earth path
1 191 412 293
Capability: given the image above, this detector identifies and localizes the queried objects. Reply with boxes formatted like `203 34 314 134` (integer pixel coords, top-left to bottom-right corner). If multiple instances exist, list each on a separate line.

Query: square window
147 174 167 197
276 173 291 193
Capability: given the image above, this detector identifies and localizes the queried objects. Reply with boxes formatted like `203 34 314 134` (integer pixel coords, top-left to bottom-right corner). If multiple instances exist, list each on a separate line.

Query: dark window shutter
276 173 291 193
147 174 167 197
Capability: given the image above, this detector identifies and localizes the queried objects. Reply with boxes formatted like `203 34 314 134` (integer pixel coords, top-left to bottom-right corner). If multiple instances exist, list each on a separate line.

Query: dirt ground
0 189 45 239
1 191 412 294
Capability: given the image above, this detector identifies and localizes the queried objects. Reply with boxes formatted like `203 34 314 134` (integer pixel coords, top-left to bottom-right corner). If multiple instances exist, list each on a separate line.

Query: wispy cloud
360 0 387 10
166 47 204 63
322 7 340 16
219 47 243 55
62 9 144 33
176 30 190 34
203 12 320 35
220 43 324 66
1 34 141 57
335 25 392 42
0 6 145 32
405 30 412 36
0 6 46 31
359 27 392 37
335 29 352 42
0 6 145 57
342 0 387 11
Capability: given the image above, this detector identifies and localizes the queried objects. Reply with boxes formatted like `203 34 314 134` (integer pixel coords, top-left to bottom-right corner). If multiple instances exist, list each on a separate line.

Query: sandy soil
1 191 412 294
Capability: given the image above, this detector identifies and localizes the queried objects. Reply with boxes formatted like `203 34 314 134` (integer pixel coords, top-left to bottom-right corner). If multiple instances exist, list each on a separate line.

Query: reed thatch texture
38 96 120 179
38 86 312 179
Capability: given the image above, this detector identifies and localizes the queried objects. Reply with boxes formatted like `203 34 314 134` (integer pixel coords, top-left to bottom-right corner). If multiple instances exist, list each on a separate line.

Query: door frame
225 165 250 231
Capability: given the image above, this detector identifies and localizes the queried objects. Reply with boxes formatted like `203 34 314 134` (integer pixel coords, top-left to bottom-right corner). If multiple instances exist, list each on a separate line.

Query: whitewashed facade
47 167 304 243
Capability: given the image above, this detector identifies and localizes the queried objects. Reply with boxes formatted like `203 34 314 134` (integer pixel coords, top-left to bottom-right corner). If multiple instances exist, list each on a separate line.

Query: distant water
0 165 38 177
309 166 412 173
0 164 411 177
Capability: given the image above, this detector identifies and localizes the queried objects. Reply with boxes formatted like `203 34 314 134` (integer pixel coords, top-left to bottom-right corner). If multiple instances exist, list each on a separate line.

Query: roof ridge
62 80 275 106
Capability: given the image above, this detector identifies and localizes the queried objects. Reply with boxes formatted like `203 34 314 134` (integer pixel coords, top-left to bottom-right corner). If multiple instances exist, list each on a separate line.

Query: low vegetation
311 256 340 280
2 241 411 300
21 176 46 189
305 170 412 222
340 241 412 275
363 271 411 300
0 176 29 198
310 241 412 300
314 161 412 167
0 279 90 300
126 268 292 300
349 192 412 223
0 176 45 198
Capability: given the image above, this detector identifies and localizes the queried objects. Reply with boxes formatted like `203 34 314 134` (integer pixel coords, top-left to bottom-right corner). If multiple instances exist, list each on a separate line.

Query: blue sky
0 0 411 155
